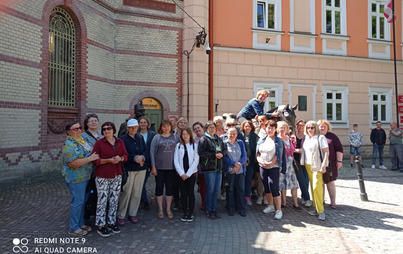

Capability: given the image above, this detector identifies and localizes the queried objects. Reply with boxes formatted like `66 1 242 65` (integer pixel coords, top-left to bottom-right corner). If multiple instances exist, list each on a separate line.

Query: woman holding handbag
277 121 301 210
300 120 329 221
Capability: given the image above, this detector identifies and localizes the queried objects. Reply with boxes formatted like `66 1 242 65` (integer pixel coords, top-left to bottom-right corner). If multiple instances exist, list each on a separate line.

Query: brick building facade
0 0 184 189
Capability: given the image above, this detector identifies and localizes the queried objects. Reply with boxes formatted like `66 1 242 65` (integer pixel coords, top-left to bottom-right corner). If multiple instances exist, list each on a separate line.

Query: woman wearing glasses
62 121 99 236
300 121 329 221
92 122 128 237
82 113 103 147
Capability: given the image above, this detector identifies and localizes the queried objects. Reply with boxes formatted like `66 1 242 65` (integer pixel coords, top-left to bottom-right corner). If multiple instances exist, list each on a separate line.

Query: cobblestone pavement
1 160 402 254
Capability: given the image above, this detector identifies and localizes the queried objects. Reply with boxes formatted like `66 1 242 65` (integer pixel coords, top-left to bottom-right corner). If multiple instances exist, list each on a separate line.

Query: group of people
61 89 350 238
348 121 403 172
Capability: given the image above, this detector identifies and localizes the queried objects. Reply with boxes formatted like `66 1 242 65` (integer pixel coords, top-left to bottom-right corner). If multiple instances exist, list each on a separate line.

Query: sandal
167 210 174 219
80 225 92 232
330 204 337 209
68 228 87 236
158 210 164 219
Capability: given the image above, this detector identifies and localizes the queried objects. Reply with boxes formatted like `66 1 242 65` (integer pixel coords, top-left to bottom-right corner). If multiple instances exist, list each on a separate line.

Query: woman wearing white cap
116 119 148 225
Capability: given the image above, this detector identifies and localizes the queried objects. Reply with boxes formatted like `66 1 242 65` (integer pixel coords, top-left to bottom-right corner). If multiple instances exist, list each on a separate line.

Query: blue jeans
66 180 89 232
204 170 222 212
141 170 150 202
372 144 384 166
295 165 310 201
244 164 255 198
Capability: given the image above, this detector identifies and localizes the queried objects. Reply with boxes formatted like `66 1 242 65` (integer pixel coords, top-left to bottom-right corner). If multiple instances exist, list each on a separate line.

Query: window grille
48 7 75 107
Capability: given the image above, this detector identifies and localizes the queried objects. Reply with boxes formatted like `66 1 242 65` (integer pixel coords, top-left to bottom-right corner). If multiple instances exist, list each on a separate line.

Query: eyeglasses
70 126 82 131
307 127 315 130
88 120 98 123
102 127 113 131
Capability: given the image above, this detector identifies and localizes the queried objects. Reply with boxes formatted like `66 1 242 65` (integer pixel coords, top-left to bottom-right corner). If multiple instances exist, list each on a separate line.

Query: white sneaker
301 200 307 205
318 212 326 221
371 164 376 169
263 198 269 205
256 197 263 205
304 200 313 207
274 210 283 220
308 210 318 216
263 205 275 214
379 165 387 170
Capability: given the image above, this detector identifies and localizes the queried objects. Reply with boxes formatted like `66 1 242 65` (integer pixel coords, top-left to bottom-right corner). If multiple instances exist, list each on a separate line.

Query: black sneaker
186 214 194 222
97 227 110 237
227 210 235 216
107 224 120 234
239 211 246 217
181 214 188 222
350 163 353 167
173 203 180 211
143 202 150 210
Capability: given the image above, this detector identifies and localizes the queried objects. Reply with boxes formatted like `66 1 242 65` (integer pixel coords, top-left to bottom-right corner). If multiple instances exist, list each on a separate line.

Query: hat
127 119 139 127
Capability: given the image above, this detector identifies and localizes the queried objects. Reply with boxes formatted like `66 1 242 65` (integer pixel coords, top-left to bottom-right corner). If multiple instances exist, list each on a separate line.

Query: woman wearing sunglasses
92 122 128 237
62 121 99 236
300 121 329 221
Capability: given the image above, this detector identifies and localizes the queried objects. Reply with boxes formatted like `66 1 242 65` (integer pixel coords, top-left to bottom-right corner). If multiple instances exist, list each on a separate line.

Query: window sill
320 33 350 41
251 28 285 35
367 38 393 45
288 32 318 38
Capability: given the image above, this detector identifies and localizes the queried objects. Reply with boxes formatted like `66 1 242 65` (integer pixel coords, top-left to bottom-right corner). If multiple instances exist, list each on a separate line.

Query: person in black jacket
370 121 387 169
117 119 149 225
198 121 227 220
240 120 259 206
137 116 157 210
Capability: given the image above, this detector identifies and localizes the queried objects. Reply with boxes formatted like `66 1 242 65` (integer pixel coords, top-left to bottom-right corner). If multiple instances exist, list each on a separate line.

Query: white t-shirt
303 135 328 165
258 137 279 169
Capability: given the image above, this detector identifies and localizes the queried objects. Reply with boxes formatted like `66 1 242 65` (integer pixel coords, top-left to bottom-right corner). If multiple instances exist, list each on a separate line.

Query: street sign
399 95 403 104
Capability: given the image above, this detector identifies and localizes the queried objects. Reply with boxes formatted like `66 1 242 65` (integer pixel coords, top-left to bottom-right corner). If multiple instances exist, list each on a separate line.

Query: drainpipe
208 0 214 119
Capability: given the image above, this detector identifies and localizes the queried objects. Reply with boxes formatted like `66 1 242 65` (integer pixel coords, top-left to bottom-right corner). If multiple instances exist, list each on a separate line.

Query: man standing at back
370 121 387 169
388 122 403 172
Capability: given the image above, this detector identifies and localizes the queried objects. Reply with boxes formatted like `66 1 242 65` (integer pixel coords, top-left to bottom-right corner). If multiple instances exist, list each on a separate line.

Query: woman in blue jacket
117 119 149 225
237 90 278 124
256 120 286 220
224 127 248 217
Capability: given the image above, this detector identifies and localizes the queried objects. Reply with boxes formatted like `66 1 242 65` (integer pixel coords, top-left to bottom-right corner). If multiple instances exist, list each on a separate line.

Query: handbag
121 162 129 191
292 158 301 173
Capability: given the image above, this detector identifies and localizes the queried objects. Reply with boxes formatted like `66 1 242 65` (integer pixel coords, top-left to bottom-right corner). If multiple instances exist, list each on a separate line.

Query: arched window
48 7 75 107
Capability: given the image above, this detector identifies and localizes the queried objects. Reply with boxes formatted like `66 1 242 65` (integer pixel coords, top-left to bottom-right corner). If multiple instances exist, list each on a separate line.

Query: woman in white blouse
300 120 329 221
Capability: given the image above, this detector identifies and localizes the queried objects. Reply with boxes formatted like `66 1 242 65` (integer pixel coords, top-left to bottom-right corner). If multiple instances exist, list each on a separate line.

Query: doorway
142 97 163 129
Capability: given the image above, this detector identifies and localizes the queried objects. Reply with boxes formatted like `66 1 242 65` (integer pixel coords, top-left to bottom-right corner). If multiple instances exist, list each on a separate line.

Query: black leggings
179 174 196 214
261 167 280 197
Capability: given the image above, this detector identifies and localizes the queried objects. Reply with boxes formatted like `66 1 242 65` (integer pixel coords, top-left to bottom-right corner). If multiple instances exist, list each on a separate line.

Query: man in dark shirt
370 121 387 169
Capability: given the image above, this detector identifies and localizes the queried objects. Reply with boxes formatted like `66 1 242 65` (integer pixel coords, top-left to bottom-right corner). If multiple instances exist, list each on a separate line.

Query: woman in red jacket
92 122 128 237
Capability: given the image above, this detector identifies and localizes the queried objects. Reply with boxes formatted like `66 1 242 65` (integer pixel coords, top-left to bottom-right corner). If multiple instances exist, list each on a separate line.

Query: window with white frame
254 0 281 30
323 0 346 34
253 82 283 112
370 1 387 39
322 86 348 123
369 88 392 123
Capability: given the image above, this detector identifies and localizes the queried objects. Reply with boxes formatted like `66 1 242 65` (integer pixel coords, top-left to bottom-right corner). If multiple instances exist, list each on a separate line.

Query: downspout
208 0 214 119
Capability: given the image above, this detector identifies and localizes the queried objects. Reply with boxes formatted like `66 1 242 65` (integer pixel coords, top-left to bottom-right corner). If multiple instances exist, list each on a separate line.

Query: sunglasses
70 126 82 131
307 127 315 130
102 127 113 131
